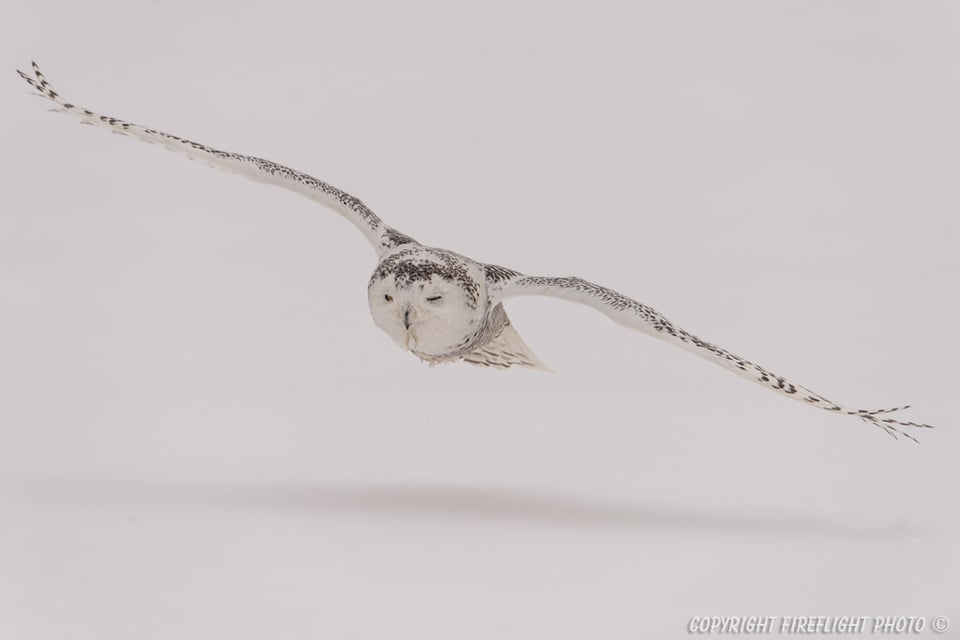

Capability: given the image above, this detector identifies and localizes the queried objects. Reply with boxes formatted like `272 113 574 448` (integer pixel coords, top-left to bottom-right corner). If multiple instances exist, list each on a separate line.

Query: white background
2 1 958 638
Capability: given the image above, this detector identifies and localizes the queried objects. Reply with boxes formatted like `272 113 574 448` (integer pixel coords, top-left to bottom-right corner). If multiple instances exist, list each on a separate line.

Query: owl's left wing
16 62 415 255
491 270 933 441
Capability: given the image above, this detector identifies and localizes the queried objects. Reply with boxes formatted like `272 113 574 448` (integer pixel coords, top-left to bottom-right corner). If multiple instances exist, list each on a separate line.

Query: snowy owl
17 62 933 441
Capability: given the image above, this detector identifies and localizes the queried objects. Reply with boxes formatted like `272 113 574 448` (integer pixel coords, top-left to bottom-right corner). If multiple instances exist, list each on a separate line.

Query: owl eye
384 294 394 302
426 295 443 302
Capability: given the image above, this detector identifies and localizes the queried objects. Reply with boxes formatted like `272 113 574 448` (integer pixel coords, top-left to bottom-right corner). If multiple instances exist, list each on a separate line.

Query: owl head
367 248 489 357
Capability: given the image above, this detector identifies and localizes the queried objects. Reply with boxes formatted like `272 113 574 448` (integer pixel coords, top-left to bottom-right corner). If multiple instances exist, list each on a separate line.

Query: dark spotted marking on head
372 247 480 308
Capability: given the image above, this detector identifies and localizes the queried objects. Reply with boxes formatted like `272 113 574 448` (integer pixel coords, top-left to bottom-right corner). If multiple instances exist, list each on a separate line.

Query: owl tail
462 322 548 370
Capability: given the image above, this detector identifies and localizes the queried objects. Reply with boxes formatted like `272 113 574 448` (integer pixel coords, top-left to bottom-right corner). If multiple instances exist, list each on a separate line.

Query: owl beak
403 307 412 330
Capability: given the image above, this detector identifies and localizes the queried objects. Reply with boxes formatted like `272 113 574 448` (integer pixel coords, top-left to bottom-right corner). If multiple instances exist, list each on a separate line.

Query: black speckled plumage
372 247 480 308
17 61 935 442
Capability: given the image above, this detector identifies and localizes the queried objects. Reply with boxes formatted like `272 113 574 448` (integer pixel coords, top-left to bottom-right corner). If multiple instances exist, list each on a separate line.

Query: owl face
367 251 488 357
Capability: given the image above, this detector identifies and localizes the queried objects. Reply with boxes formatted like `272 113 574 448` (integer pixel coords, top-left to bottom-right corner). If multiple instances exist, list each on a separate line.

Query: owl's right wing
489 269 933 441
17 62 416 255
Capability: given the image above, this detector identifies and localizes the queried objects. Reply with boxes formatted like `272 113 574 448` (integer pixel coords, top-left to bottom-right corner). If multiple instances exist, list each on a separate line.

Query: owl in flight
17 62 933 441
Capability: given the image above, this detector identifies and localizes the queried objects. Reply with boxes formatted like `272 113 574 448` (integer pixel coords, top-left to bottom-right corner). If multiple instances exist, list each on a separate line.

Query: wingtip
16 68 37 88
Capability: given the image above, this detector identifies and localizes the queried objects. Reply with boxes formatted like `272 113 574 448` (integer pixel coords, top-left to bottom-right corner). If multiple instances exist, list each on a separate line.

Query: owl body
366 245 540 368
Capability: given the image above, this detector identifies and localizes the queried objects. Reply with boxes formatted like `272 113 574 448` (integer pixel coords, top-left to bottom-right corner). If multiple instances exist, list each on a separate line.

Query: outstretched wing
16 62 415 255
493 272 933 441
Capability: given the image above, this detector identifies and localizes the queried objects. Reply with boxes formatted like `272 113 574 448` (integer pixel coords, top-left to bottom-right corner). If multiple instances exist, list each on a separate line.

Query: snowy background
2 1 958 638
